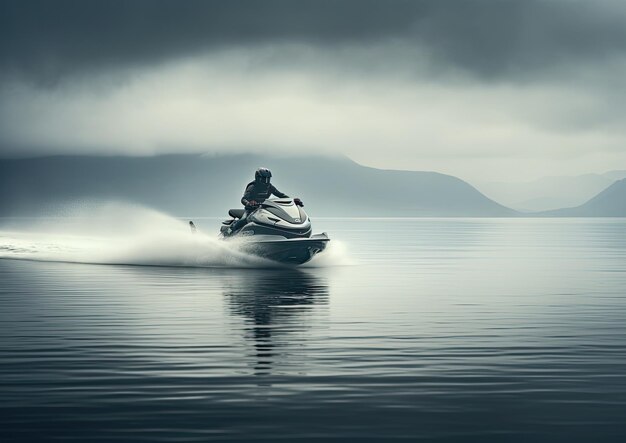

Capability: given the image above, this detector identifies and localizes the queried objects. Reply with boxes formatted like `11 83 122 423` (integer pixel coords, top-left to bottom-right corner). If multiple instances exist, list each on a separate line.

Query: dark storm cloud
2 0 626 84
0 0 418 83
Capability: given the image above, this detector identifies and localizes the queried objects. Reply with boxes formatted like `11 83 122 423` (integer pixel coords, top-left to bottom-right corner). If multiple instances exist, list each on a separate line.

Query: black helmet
255 167 272 184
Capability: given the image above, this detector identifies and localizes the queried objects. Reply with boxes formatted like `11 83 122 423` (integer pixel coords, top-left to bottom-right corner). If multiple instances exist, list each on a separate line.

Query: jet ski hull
238 233 330 265
219 199 330 265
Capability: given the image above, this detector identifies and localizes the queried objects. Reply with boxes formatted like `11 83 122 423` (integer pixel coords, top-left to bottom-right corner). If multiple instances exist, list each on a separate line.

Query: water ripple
2 219 626 441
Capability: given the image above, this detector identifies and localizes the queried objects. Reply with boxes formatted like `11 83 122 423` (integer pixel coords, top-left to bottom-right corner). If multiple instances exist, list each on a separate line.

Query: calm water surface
1 218 626 442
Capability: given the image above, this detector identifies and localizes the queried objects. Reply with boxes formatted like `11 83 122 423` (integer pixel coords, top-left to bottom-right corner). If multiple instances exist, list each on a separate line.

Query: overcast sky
1 0 626 181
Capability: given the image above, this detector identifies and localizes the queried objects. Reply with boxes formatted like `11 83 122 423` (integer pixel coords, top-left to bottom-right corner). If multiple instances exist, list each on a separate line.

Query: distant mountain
0 154 515 217
477 171 626 212
604 170 626 181
539 179 626 217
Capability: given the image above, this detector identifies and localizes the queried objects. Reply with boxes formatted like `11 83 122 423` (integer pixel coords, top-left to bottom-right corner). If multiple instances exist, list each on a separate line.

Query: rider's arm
241 184 255 206
270 185 289 199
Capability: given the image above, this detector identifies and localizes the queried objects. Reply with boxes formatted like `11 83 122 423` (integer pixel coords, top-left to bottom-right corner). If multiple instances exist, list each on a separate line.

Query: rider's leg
229 210 249 233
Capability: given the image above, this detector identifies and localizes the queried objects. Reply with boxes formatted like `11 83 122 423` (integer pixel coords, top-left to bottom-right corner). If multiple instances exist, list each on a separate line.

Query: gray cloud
2 0 626 84
1 0 626 182
1 52 624 182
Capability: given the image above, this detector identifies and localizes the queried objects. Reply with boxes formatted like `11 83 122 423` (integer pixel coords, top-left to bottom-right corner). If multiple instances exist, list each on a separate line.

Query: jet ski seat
228 209 245 219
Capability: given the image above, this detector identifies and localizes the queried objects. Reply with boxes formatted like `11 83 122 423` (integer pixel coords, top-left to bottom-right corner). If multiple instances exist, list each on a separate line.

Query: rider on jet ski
228 168 302 234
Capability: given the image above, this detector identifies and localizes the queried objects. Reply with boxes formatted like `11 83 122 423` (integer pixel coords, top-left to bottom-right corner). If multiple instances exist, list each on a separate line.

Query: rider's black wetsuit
231 181 289 232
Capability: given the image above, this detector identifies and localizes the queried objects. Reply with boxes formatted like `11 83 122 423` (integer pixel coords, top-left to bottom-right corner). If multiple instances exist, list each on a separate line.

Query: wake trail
0 202 273 268
0 202 351 268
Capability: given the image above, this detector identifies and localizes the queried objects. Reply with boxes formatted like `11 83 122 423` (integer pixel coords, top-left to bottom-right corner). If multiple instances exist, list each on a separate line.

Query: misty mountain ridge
477 171 626 212
0 153 515 217
2 153 623 218
539 178 626 217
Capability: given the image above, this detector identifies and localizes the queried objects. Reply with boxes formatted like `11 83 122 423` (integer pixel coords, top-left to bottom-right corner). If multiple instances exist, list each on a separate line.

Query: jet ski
219 198 330 265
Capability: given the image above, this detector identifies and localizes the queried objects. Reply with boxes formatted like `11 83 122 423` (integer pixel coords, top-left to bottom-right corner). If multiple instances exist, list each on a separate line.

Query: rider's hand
248 200 259 207
294 198 304 207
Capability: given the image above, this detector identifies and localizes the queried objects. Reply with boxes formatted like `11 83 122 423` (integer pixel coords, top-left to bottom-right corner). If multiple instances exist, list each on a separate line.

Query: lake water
1 216 626 442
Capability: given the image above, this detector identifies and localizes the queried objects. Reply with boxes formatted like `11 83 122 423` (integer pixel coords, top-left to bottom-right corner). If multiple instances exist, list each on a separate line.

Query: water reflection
223 269 329 376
